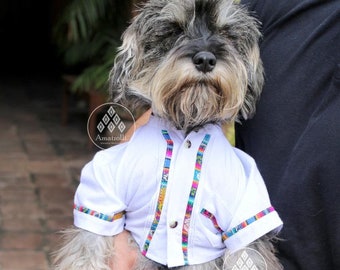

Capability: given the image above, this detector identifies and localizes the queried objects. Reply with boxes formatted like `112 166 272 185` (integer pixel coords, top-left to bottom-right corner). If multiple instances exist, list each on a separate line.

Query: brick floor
0 76 96 269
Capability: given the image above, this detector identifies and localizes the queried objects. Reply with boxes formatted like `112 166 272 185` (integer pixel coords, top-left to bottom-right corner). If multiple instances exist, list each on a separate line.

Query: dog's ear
109 24 141 103
109 20 152 117
232 10 264 121
240 42 264 120
109 2 167 116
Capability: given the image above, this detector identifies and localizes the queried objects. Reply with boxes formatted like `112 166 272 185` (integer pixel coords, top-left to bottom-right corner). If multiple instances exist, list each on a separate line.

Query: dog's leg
53 227 159 270
53 226 116 270
54 228 137 270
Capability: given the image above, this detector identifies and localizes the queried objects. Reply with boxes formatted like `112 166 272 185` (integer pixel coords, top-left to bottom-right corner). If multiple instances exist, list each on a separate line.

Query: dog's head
110 0 263 132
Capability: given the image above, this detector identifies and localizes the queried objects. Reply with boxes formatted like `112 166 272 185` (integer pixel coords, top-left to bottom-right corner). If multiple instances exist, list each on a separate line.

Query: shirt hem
74 210 125 236
224 211 283 253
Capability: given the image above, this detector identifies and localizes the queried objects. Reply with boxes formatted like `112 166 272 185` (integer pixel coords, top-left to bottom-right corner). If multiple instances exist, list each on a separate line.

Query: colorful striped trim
200 208 223 233
222 206 275 241
73 204 125 222
182 134 211 264
142 130 174 256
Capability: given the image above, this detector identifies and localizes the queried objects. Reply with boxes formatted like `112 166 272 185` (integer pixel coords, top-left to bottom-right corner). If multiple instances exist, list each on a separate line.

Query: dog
53 0 283 269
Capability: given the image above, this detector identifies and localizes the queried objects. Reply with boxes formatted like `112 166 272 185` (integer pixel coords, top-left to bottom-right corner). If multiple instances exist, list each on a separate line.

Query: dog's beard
145 58 248 132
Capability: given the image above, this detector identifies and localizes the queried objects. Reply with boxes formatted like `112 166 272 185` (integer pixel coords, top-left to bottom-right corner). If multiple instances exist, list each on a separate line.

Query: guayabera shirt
74 116 282 267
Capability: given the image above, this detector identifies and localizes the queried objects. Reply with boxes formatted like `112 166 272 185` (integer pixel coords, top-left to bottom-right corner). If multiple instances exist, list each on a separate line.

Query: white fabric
74 116 283 267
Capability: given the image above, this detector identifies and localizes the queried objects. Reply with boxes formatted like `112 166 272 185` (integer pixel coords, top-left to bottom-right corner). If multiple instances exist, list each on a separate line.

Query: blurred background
0 1 144 269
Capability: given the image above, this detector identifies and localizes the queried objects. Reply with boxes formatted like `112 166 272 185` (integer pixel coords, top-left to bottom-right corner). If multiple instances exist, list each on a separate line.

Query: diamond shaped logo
246 258 254 267
87 102 136 150
97 121 105 133
107 122 115 133
113 114 121 125
118 121 126 133
102 114 110 125
241 251 248 261
236 258 244 268
229 248 267 270
107 106 115 117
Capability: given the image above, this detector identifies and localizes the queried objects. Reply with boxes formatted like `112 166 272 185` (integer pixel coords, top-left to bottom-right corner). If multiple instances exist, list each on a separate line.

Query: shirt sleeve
223 148 283 252
73 144 128 236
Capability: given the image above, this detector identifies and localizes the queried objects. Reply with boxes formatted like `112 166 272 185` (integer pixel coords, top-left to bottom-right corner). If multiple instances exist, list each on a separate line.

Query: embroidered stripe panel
74 204 125 222
182 134 211 264
200 208 224 233
142 130 174 256
222 206 276 241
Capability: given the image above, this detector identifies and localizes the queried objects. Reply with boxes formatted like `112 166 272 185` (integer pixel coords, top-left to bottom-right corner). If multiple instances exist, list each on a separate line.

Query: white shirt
74 116 283 267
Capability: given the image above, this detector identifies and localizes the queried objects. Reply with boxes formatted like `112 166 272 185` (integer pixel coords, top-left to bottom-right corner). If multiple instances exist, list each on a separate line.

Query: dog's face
110 0 263 132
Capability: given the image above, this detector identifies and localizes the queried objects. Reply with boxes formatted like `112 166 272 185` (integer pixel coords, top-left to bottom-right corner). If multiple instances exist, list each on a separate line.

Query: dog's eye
143 22 182 54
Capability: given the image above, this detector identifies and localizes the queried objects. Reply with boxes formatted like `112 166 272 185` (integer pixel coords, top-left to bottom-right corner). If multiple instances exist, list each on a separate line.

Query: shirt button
185 140 192 148
169 221 178 228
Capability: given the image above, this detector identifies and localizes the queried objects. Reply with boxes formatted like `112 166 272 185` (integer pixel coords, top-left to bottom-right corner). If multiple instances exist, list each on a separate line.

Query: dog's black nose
192 51 216 73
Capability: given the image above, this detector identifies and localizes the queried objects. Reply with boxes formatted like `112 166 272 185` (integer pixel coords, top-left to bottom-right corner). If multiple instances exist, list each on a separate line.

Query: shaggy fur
53 0 283 269
53 227 282 270
109 0 263 133
53 227 115 270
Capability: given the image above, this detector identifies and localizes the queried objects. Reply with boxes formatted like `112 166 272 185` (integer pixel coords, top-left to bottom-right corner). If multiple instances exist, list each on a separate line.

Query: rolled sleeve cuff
223 210 283 253
73 209 125 236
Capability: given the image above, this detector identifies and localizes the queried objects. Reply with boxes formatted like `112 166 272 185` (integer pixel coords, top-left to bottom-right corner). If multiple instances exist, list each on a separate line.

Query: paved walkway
0 75 96 270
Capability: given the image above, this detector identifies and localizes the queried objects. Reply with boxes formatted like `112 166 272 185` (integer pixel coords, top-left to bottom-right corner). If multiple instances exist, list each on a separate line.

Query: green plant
54 0 132 92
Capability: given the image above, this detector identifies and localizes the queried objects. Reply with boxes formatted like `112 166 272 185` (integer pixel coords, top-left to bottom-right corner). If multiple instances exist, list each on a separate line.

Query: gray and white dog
54 0 283 269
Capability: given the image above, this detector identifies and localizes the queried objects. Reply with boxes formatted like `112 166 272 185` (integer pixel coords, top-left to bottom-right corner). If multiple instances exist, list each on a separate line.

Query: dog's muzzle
192 51 216 73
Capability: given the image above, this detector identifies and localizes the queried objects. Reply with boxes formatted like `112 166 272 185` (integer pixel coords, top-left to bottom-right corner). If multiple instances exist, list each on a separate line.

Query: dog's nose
192 51 216 73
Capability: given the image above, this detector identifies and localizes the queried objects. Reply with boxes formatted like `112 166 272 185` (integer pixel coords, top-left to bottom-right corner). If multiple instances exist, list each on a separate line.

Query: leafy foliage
53 0 132 92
